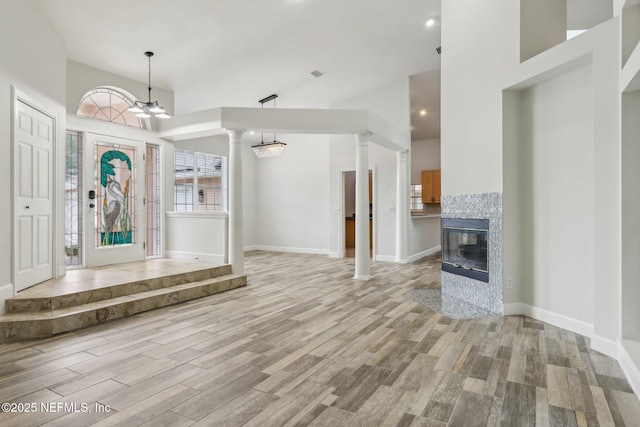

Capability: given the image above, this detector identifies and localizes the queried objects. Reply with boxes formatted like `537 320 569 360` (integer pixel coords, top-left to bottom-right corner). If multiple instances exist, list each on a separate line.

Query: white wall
441 0 519 196
622 5 640 67
520 0 567 62
502 91 522 306
568 0 612 30
165 212 227 263
517 65 595 325
408 138 441 260
335 78 411 149
410 139 440 184
252 134 330 253
408 217 441 261
0 1 67 313
622 91 640 337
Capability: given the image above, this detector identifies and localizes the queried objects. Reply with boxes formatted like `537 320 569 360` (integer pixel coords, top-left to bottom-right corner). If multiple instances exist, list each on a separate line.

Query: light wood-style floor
0 251 638 426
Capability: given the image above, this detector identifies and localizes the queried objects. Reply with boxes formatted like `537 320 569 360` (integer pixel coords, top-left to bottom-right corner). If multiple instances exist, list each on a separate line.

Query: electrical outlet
506 278 513 289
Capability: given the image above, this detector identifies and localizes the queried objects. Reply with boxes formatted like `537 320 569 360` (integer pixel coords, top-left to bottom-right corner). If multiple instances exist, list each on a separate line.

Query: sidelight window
65 131 83 267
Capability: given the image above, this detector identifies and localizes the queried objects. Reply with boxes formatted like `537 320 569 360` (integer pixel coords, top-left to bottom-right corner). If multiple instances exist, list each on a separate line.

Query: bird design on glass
100 150 132 245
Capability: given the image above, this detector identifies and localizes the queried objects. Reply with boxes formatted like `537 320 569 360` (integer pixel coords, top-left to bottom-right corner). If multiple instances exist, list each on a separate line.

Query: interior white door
85 134 145 267
14 101 54 291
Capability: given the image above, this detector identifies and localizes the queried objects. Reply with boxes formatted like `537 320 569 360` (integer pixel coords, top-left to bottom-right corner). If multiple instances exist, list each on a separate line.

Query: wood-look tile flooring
0 251 639 426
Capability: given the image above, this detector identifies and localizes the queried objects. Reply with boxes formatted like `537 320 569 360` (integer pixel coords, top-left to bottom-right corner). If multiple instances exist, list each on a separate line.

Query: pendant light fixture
127 51 170 119
251 94 287 157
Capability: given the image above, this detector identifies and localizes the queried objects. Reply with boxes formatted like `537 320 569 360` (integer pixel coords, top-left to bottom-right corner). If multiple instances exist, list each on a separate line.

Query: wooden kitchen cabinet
421 169 441 204
346 218 355 247
345 217 372 249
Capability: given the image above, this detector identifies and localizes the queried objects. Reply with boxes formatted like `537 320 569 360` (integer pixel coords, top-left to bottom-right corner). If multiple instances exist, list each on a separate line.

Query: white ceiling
35 0 442 116
33 0 611 141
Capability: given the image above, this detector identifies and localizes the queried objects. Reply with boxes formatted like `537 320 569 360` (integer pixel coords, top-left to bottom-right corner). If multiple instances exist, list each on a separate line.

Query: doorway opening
343 170 373 258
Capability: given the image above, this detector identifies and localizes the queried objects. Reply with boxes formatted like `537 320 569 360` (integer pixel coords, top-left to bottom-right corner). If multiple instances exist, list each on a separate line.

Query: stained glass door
85 134 145 267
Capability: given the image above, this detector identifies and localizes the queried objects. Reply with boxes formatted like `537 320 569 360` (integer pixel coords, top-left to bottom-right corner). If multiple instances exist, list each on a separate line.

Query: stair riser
0 276 246 340
5 265 233 313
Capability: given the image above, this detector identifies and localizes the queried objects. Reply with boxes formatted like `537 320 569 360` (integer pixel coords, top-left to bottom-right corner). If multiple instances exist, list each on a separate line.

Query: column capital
355 131 371 146
227 129 245 141
397 150 409 162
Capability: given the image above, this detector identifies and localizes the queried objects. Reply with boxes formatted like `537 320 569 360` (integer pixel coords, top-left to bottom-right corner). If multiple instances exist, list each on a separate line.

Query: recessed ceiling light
420 109 427 116
426 18 436 27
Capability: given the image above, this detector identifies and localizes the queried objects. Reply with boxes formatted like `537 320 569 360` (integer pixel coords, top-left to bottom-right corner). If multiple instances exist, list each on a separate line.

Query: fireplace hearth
442 218 489 283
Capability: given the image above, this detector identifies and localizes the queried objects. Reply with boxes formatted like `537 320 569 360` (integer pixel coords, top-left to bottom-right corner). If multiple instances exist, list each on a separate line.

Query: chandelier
127 51 170 119
252 94 286 157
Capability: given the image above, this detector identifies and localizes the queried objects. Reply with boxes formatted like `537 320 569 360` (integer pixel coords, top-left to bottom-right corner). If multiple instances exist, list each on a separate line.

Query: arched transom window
77 87 143 128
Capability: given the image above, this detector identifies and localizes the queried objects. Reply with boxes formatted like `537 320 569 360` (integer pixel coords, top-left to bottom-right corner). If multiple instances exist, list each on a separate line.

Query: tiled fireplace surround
441 192 503 315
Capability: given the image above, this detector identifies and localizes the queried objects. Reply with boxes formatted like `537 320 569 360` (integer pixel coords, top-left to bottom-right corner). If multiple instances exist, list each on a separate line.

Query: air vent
310 70 323 78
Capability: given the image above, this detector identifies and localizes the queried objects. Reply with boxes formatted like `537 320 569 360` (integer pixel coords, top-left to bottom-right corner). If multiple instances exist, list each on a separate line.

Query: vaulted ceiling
36 0 442 115
33 0 612 141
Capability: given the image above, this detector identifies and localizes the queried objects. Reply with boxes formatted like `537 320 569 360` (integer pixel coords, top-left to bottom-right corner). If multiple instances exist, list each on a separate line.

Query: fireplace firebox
442 218 489 283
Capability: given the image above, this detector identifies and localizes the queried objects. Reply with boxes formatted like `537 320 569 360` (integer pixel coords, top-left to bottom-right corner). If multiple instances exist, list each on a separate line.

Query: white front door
14 101 54 291
85 134 145 267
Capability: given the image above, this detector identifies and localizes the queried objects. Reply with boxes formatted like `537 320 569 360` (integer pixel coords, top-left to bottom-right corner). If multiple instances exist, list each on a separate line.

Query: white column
354 132 371 280
396 150 409 263
228 129 245 274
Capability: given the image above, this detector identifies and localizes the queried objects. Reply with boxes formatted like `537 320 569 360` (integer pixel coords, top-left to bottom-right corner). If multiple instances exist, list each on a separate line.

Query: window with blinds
174 149 227 212
410 184 423 211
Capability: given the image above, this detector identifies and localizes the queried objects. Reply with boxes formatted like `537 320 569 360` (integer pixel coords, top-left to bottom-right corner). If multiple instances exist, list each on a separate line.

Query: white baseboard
618 340 640 396
249 246 441 264
0 283 14 315
504 303 639 383
502 302 525 316
407 245 441 263
166 250 226 264
591 335 619 359
245 245 329 255
57 266 67 277
502 302 594 342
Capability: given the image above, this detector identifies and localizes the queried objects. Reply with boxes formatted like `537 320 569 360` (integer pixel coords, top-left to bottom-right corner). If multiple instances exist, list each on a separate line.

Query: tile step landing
6 264 234 313
0 271 247 340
